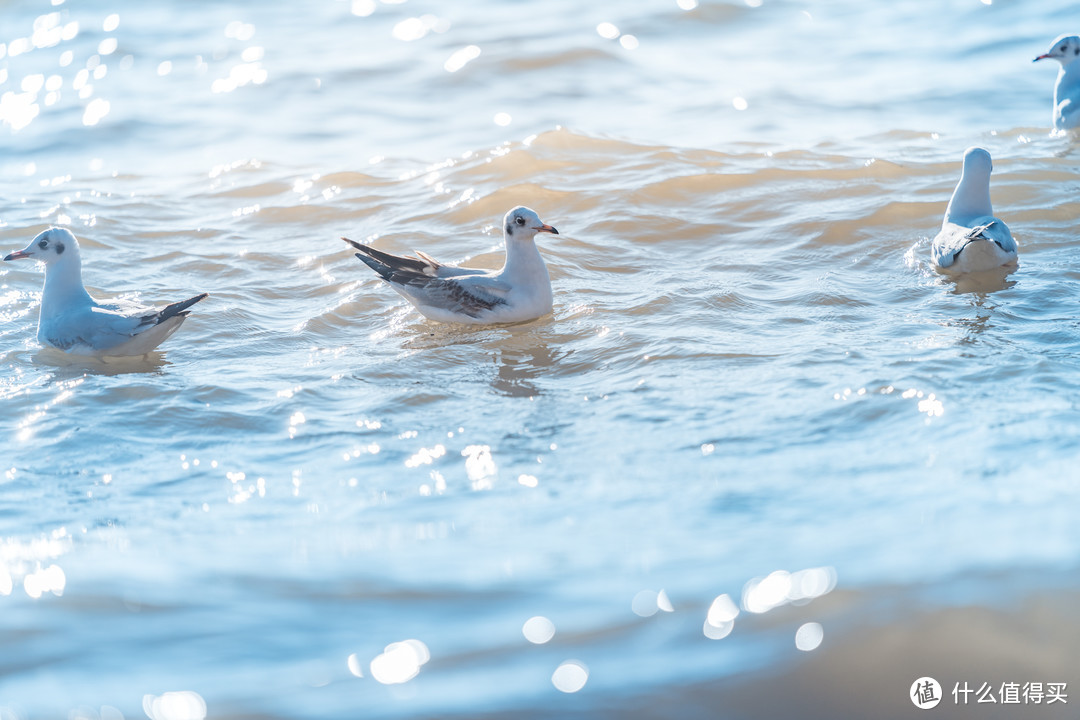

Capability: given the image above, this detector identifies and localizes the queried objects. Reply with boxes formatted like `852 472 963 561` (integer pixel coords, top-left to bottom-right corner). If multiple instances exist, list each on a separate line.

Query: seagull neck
944 174 992 225
41 257 92 313
500 237 547 280
1056 62 1080 100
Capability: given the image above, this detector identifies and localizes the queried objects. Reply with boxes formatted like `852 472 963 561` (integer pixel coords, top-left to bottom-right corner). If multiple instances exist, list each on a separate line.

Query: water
2 1 1079 718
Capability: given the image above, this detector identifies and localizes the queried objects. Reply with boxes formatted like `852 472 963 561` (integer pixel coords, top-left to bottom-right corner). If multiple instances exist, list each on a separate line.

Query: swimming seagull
931 148 1018 275
1034 34 1080 130
3 227 208 357
343 206 558 324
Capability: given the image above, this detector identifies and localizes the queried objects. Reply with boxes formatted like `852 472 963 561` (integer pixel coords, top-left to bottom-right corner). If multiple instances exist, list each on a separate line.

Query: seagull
931 148 1018 274
1034 34 1080 130
343 206 558 325
3 227 208 357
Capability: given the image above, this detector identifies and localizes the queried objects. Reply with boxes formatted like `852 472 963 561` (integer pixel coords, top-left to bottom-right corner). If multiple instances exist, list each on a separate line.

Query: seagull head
961 147 993 178
503 206 558 242
4 227 79 266
1034 35 1080 65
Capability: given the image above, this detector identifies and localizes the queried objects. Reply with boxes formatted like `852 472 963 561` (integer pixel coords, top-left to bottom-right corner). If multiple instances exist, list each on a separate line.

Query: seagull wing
932 218 1015 268
975 218 1016 254
344 239 510 318
402 275 511 318
47 293 208 352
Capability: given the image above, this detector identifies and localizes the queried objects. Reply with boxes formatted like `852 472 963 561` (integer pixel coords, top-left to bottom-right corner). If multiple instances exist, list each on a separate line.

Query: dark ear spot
56 241 65 255
505 223 513 236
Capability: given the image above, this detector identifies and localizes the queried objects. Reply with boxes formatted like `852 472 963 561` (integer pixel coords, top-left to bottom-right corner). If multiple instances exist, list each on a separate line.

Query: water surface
2 1 1079 718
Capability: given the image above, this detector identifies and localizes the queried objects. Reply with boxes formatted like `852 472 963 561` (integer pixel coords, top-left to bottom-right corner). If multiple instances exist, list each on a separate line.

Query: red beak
534 224 559 235
1033 53 1051 62
3 249 32 261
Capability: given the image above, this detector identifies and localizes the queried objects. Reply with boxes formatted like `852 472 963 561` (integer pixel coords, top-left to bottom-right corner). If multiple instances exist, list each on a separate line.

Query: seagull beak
1034 53 1051 62
534 224 559 235
3 249 32 261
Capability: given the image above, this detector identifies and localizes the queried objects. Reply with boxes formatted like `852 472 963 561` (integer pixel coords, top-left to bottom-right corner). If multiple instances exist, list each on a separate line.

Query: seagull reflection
952 311 992 345
949 290 1007 345
948 266 1017 295
491 343 567 397
33 346 171 376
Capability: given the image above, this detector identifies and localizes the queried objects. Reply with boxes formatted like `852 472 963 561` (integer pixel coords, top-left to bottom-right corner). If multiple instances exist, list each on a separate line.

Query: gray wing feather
409 278 508 317
44 334 88 351
83 293 206 349
933 219 1014 268
344 238 506 316
980 220 1016 254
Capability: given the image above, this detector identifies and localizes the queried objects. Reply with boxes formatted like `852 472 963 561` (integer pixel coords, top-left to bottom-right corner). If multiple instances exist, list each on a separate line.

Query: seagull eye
515 217 526 226
38 239 48 249
1062 45 1068 52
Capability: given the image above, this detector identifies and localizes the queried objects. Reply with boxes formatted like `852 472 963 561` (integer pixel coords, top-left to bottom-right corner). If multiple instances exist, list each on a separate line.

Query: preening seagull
3 227 208 357
931 148 1018 274
343 206 558 325
1034 34 1080 130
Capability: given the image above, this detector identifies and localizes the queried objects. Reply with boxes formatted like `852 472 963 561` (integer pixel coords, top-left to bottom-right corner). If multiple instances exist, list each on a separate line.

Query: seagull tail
965 221 995 241
156 293 209 324
342 237 409 281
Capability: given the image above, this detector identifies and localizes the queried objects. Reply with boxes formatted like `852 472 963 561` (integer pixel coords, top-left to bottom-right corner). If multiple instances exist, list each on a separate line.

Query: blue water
2 1 1079 718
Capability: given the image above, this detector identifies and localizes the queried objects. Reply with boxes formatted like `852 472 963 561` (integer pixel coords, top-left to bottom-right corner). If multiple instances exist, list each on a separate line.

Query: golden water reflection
833 385 945 421
142 691 206 720
795 621 824 651
0 527 72 601
522 615 555 644
462 444 495 490
743 567 837 614
0 9 122 132
704 593 739 640
632 588 674 617
703 567 837 639
22 564 65 599
368 639 431 685
444 45 480 73
15 376 83 442
551 660 589 693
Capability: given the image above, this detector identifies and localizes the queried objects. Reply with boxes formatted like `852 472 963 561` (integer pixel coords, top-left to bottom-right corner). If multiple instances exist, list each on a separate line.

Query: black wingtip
353 251 392 280
178 292 209 309
342 236 365 252
155 292 209 324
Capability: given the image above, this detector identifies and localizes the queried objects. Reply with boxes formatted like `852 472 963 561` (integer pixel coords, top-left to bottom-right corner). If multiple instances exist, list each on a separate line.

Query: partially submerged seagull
4 227 207 357
1034 34 1080 131
344 206 558 324
931 148 1018 274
